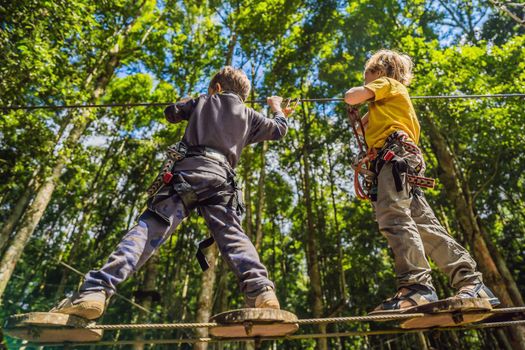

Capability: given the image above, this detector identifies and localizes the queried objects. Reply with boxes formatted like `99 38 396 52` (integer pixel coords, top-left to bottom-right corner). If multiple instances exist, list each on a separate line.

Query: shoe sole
255 302 280 309
52 302 104 320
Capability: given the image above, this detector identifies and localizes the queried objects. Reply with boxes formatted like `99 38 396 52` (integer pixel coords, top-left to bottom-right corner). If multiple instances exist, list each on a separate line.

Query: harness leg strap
196 236 216 271
391 158 409 192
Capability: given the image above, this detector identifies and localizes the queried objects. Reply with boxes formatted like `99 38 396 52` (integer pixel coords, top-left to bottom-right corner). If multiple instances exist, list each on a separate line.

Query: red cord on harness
347 107 373 200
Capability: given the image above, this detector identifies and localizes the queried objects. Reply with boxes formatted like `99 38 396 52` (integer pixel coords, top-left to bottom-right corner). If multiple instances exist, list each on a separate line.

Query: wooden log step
400 298 492 329
4 312 103 343
209 308 299 338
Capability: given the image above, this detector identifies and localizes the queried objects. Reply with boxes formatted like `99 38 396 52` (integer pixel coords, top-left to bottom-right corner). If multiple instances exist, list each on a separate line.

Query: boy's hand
282 107 294 117
282 98 298 117
178 96 192 104
267 96 283 114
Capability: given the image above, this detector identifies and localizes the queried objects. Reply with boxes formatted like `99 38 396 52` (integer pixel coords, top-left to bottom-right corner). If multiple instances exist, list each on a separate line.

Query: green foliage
1 1 524 349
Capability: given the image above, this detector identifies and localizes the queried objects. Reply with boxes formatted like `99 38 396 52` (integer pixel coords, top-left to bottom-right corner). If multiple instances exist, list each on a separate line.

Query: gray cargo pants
373 136 482 290
81 167 274 297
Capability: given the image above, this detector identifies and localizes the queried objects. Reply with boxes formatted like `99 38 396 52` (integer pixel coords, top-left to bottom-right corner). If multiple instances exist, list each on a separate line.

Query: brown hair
208 66 251 101
365 50 413 86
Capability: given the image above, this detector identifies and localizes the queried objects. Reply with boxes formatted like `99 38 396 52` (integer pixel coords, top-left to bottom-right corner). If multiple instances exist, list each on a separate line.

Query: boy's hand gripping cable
282 98 299 116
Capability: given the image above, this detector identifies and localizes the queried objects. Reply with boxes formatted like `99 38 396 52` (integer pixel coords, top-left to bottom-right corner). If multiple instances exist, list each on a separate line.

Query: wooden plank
209 308 299 338
4 312 103 343
477 306 525 324
400 298 493 329
406 298 492 314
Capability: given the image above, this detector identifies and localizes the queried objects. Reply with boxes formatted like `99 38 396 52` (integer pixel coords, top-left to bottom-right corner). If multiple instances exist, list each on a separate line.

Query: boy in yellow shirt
344 50 499 313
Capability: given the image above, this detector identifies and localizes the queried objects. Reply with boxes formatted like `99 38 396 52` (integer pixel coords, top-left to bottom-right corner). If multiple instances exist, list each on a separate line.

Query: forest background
1 0 524 349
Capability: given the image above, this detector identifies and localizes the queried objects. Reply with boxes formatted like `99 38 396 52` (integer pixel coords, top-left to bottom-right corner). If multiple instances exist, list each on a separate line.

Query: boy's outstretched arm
247 96 290 144
164 97 197 123
344 86 375 105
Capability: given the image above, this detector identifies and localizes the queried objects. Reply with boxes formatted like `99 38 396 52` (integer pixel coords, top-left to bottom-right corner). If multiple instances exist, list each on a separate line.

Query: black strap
391 157 409 192
196 236 215 271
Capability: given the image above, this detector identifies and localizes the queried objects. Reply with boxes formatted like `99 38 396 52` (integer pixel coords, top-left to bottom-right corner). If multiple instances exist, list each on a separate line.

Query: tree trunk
0 105 85 255
0 182 34 253
421 111 525 348
326 144 346 300
242 148 254 240
0 127 83 299
0 6 145 299
301 108 326 350
215 259 231 350
132 252 160 350
254 142 268 251
194 243 218 350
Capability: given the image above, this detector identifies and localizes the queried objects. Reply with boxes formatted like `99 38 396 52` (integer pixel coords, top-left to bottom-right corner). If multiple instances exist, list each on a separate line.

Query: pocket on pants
147 185 177 224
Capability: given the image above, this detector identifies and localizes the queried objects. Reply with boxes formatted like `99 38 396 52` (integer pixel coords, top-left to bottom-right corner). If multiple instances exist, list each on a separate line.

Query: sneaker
455 283 500 307
244 286 280 309
369 284 438 314
50 290 108 320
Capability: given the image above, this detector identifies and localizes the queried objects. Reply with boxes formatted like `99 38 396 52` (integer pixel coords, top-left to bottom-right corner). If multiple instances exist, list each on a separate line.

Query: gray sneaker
244 286 280 309
455 283 501 307
50 290 108 320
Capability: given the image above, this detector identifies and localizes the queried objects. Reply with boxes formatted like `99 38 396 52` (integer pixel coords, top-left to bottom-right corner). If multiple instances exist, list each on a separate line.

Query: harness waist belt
354 166 435 189
186 145 229 165
406 174 435 189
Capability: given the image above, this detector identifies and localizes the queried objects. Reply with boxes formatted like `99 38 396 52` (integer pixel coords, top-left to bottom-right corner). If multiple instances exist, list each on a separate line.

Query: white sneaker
245 286 280 309
50 290 107 320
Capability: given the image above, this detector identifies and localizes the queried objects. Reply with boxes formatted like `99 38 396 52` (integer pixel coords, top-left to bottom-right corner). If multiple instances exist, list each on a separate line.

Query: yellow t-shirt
364 77 420 149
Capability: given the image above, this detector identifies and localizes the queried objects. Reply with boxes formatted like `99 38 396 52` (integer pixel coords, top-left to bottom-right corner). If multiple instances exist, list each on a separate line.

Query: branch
489 0 525 26
437 0 471 34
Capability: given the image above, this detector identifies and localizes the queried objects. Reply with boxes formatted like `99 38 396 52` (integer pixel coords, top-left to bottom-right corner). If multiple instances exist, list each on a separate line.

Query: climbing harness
146 142 245 271
347 107 435 201
146 142 188 197
372 131 436 195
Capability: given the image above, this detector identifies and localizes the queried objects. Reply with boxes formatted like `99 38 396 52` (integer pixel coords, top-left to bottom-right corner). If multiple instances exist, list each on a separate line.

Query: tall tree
0 0 156 299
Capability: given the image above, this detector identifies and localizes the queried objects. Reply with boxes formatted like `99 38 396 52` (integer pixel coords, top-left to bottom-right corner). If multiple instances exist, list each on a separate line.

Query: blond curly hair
365 50 413 86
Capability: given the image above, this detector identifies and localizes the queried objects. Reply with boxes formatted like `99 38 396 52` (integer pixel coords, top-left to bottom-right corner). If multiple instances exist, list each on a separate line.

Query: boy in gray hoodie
52 66 291 319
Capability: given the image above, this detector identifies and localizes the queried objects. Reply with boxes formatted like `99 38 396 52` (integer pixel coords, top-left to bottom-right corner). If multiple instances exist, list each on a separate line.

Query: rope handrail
84 307 525 330
85 313 425 330
57 260 152 314
2 93 524 110
32 319 525 347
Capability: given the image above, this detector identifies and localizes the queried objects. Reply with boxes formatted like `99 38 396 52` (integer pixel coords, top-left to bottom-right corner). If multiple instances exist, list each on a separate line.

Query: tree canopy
1 1 524 349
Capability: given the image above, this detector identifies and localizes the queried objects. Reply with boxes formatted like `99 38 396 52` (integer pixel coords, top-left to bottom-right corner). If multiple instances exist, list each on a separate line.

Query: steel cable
84 308 525 330
36 318 525 347
2 93 524 110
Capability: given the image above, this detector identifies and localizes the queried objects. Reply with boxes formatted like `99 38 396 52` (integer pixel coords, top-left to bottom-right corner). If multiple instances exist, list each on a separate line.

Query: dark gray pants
81 168 274 297
373 141 482 290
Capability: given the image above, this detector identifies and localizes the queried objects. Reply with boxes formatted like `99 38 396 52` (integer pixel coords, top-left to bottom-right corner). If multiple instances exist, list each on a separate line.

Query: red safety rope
348 108 436 198
347 107 375 200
